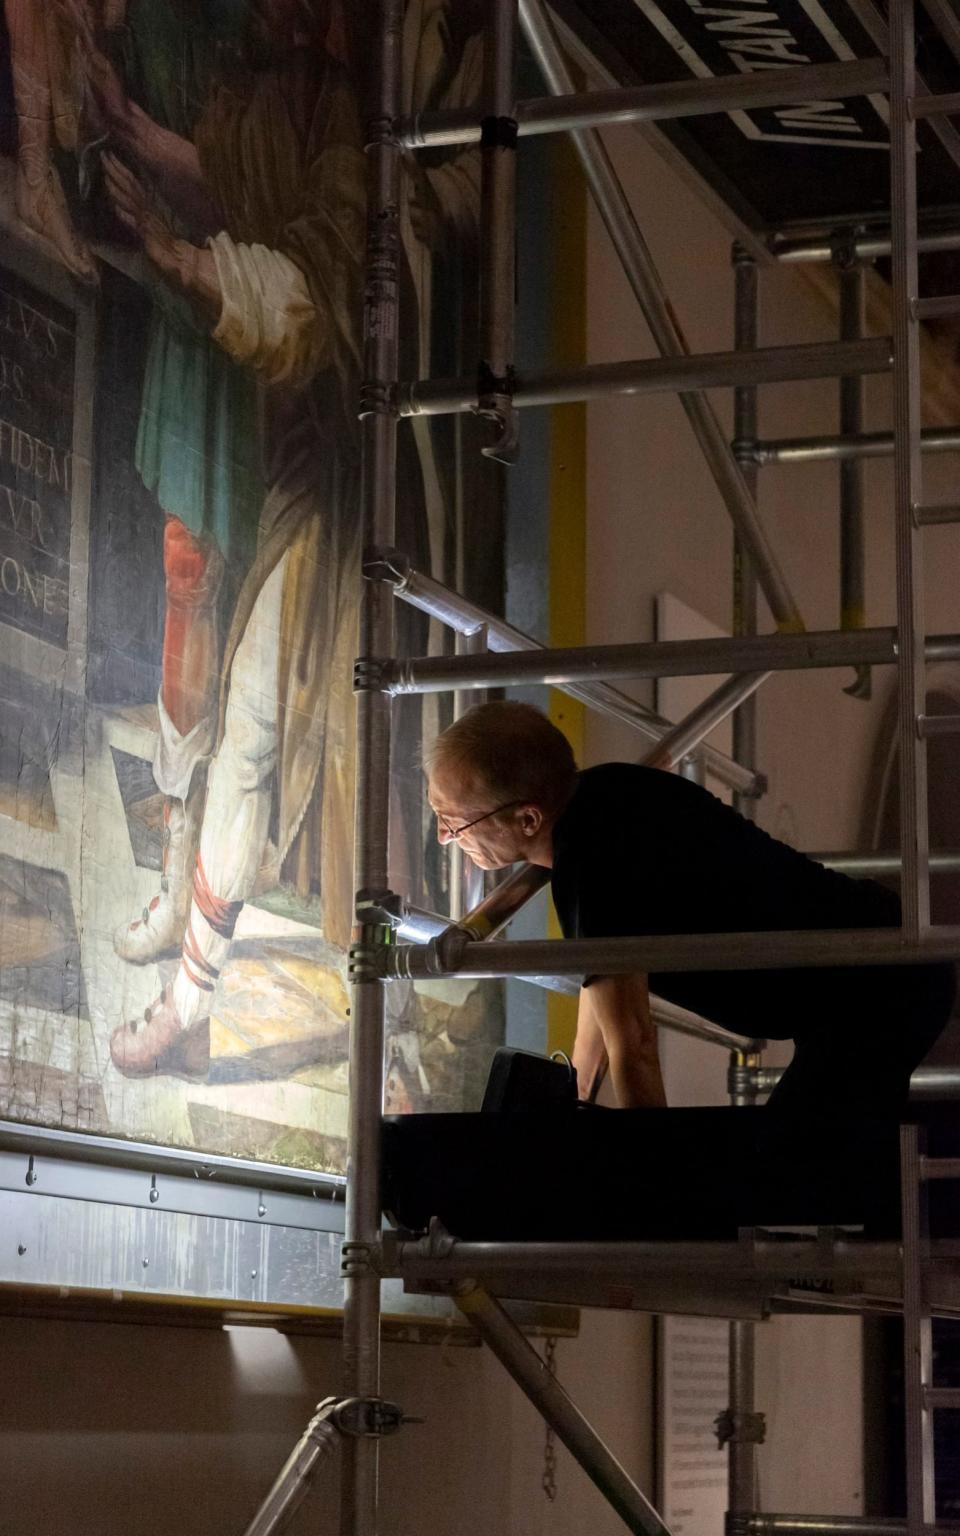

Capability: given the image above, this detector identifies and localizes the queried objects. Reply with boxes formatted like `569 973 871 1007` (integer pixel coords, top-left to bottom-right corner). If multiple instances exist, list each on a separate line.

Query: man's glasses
434 800 527 840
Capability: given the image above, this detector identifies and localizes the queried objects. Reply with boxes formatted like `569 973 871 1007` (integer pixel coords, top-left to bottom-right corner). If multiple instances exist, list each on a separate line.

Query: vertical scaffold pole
478 0 519 463
342 5 404 1532
732 246 759 823
889 0 931 936
838 253 872 701
726 1053 763 1527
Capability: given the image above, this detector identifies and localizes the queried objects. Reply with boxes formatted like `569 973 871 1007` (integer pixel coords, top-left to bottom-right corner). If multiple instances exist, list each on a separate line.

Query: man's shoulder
554 763 690 853
575 761 698 806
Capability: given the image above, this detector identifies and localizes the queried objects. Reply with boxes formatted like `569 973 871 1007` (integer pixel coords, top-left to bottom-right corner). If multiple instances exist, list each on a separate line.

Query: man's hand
574 973 666 1109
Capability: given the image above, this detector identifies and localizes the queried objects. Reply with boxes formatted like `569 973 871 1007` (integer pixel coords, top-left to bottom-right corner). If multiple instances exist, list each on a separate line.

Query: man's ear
520 805 543 837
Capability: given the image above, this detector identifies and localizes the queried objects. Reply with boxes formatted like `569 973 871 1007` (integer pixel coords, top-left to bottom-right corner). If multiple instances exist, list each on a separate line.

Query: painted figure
68 0 265 966
106 0 369 1073
98 0 488 1079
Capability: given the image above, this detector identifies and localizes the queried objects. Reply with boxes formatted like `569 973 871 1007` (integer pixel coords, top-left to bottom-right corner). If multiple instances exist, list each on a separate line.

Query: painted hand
102 152 177 270
59 0 131 133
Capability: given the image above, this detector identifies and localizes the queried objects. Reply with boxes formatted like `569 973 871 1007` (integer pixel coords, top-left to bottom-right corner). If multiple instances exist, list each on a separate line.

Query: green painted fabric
123 0 263 565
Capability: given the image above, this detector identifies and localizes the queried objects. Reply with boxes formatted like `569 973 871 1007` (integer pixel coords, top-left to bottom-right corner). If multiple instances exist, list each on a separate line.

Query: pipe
478 0 519 463
394 1238 902 1282
899 1122 936 1532
380 627 960 697
450 628 488 917
387 924 960 982
394 57 888 148
889 0 931 939
398 337 893 419
810 848 960 876
642 672 768 772
519 0 803 633
839 259 871 701
372 555 763 796
731 1517 960 1536
727 1320 759 1520
741 1064 960 1102
342 5 404 1530
395 898 763 1050
243 1406 341 1536
751 427 960 465
456 1284 671 1536
455 862 551 941
772 227 960 265
732 246 761 822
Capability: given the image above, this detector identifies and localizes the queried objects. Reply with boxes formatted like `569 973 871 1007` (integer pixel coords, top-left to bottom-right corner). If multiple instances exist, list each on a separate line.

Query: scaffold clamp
353 657 389 693
320 1396 410 1439
341 1240 383 1279
714 1409 766 1449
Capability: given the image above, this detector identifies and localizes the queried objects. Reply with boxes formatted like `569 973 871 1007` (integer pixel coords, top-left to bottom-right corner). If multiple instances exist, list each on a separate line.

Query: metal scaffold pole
889 0 930 936
732 245 761 819
518 0 804 637
342 3 404 1532
838 252 871 701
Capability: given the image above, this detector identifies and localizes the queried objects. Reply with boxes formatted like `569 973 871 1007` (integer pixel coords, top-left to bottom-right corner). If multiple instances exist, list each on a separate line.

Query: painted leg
110 557 286 1076
114 519 222 964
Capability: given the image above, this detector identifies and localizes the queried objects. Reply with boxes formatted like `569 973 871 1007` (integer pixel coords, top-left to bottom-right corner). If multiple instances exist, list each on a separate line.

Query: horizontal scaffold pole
376 627 960 695
772 225 960 264
751 427 960 465
369 552 763 796
395 57 888 148
386 925 960 982
386 1236 903 1282
732 1514 960 1536
398 338 892 417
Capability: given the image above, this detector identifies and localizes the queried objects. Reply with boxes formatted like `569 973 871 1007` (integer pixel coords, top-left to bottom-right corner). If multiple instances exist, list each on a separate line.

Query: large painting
0 0 504 1171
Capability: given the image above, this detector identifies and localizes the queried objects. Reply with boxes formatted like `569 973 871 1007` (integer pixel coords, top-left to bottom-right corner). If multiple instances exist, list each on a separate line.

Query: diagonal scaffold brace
240 1398 408 1536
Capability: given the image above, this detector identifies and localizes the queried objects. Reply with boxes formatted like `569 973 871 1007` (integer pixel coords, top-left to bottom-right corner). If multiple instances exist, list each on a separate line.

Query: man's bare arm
577 973 666 1108
572 985 609 1102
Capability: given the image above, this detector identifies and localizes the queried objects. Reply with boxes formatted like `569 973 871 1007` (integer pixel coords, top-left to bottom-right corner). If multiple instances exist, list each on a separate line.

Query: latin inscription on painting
0 269 74 650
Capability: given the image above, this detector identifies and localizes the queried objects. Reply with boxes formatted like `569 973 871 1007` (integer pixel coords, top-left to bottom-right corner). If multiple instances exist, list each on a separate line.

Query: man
426 700 956 1117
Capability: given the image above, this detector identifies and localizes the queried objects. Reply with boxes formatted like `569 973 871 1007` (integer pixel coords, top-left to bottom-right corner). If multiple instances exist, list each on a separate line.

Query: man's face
427 760 530 871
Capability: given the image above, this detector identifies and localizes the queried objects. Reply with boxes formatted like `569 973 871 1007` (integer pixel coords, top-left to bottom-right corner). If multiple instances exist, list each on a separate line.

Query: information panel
658 1315 730 1536
0 267 75 651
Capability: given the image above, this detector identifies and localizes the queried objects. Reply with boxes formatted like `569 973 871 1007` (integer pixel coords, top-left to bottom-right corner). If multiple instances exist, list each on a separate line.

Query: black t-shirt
550 763 942 1038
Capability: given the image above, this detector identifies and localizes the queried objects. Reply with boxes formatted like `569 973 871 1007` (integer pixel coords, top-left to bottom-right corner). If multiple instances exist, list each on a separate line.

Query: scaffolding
241 3 960 1534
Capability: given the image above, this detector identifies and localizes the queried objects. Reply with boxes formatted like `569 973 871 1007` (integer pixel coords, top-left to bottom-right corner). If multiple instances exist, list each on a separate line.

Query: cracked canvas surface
0 0 503 1171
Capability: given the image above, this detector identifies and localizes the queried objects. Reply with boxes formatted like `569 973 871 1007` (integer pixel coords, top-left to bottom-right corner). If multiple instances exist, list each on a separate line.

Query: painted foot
113 883 188 964
110 986 210 1078
16 162 98 285
114 792 200 963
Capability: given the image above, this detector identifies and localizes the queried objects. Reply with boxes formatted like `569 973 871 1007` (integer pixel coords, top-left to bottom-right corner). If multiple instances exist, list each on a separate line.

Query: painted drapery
0 0 503 1170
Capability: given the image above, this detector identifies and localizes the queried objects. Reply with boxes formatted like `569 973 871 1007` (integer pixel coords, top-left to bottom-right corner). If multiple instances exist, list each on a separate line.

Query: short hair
425 701 579 813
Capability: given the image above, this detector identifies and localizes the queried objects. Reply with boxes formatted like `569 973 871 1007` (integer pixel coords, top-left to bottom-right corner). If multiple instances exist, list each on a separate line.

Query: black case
480 1047 578 1113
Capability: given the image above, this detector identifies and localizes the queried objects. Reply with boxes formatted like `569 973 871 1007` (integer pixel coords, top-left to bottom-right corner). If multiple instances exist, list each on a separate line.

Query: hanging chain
542 1335 559 1503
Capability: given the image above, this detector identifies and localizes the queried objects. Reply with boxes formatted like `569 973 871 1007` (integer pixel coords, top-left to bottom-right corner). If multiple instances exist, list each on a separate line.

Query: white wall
0 1310 655 1536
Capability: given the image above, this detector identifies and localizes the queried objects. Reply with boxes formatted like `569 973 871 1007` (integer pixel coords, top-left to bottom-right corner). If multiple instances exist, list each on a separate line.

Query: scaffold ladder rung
925 1387 960 1410
917 715 960 738
913 295 960 320
915 503 960 526
920 1156 960 1180
912 90 960 118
